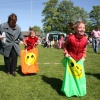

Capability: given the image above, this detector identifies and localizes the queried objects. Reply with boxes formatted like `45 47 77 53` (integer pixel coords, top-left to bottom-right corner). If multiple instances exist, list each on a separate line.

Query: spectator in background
84 33 88 39
88 37 92 45
58 35 64 49
91 26 100 53
48 34 53 48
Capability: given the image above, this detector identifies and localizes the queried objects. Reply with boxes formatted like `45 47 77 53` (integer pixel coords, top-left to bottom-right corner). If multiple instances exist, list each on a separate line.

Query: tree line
41 0 100 35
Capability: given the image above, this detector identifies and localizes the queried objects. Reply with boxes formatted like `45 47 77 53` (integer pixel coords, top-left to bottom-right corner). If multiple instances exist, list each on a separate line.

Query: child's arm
82 47 87 61
63 39 70 57
34 42 38 47
22 37 27 46
33 37 38 48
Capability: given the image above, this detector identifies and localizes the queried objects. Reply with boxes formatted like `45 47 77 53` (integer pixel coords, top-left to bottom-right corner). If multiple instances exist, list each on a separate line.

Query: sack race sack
61 57 86 97
20 48 39 74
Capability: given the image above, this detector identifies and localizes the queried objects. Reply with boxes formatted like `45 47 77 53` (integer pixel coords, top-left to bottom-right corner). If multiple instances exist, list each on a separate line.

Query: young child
23 27 38 50
61 21 88 97
91 26 100 53
21 27 39 74
63 21 87 61
58 35 64 49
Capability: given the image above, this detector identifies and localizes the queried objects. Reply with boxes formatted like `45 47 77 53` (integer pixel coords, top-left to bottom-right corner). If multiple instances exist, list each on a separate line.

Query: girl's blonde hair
29 27 35 31
29 27 36 35
73 21 85 29
68 21 85 30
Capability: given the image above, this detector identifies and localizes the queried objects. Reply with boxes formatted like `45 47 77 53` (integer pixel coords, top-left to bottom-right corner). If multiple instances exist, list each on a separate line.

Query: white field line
38 62 61 64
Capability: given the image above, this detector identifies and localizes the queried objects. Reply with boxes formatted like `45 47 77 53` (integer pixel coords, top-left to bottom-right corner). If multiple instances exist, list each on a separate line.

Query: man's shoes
11 72 17 76
7 72 10 75
6 71 17 76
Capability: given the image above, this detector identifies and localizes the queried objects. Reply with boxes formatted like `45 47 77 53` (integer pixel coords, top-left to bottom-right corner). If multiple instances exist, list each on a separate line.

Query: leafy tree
42 0 58 33
89 6 100 26
57 0 75 33
32 26 42 32
42 0 88 33
73 7 88 23
85 20 93 36
57 0 88 33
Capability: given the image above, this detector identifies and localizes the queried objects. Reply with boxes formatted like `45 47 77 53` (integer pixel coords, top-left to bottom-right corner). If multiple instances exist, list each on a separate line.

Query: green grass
0 44 100 100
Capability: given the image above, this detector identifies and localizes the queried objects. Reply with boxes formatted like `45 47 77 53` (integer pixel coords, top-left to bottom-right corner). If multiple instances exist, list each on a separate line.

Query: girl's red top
25 36 38 50
63 33 88 62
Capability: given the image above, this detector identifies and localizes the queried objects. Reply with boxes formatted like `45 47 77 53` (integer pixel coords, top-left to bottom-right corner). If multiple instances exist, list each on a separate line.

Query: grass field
0 44 100 100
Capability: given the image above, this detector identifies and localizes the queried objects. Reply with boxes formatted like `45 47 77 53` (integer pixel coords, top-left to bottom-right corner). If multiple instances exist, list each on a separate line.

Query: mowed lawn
0 44 100 100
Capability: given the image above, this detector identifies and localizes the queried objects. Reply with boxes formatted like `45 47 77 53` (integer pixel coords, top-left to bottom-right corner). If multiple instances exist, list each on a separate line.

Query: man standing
91 26 100 53
0 13 24 76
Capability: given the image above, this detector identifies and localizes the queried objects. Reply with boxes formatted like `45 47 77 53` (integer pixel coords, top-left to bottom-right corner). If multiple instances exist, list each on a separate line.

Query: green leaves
42 0 88 33
90 6 100 26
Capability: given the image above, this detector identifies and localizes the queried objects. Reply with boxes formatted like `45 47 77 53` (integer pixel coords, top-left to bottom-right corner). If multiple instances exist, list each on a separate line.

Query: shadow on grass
17 65 37 76
16 65 23 75
0 64 25 75
0 65 5 73
86 72 100 80
41 75 64 96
